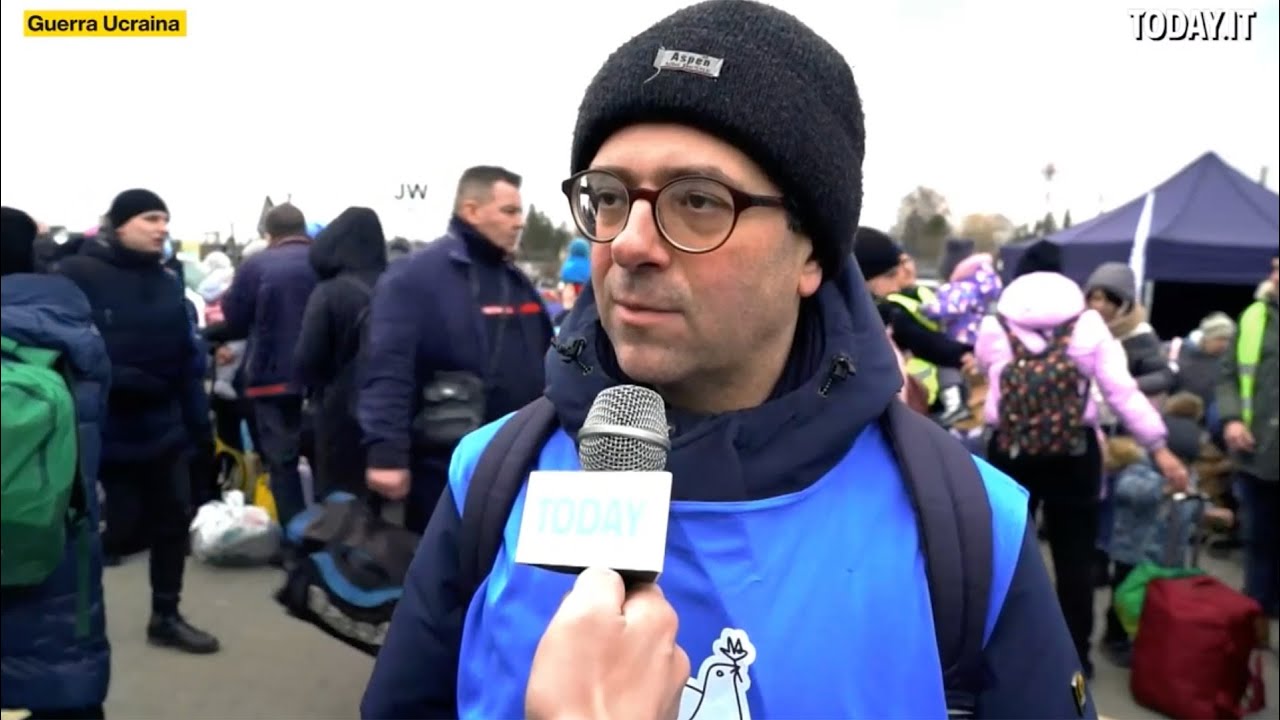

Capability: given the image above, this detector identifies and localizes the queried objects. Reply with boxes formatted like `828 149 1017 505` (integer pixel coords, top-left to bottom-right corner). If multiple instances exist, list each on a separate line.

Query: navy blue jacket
361 256 1094 720
1 274 112 711
295 207 388 496
358 218 552 512
221 236 317 396
58 235 211 461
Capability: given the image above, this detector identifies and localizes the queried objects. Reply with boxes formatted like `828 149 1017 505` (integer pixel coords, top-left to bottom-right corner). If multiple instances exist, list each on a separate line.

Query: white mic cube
514 470 673 583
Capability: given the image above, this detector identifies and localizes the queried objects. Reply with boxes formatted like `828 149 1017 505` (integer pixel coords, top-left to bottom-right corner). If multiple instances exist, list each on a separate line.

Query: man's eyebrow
591 164 740 187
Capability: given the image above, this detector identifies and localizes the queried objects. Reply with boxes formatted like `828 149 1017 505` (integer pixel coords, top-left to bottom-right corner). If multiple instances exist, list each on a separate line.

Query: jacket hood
197 266 235 302
951 252 993 283
201 251 232 274
996 271 1086 330
1106 302 1154 341
310 207 388 280
1 273 112 386
546 255 902 500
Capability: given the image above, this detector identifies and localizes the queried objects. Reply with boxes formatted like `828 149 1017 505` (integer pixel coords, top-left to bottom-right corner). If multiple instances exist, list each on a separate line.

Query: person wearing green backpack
1 207 112 719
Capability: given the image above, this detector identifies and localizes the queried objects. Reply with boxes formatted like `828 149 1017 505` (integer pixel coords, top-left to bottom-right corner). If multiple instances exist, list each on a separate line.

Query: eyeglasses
561 169 788 254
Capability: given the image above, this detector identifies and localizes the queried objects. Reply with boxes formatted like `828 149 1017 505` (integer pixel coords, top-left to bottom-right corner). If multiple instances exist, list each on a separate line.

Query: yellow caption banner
23 10 186 37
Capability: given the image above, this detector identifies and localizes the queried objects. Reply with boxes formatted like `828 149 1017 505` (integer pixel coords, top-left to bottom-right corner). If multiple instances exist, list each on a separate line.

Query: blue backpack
456 397 994 717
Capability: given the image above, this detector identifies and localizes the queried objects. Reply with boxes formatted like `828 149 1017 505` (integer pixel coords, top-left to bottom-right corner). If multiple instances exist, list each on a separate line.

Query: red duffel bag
1130 574 1266 719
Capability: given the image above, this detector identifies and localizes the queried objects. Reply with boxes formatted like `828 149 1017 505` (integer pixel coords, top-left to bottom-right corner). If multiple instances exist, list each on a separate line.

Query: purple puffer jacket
923 255 1003 345
974 271 1168 451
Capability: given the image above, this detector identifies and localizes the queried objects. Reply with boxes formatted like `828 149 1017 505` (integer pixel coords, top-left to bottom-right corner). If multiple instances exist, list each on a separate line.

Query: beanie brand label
652 47 724 79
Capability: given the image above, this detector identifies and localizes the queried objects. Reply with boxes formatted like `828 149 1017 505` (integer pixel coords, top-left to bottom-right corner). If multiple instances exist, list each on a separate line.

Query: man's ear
798 258 822 297
456 200 475 224
797 237 822 298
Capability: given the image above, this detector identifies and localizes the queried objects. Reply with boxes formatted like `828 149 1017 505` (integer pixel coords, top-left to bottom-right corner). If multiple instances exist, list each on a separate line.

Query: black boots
147 613 221 654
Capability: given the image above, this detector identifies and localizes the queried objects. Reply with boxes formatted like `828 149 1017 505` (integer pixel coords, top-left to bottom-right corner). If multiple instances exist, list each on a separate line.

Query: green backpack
1 334 90 608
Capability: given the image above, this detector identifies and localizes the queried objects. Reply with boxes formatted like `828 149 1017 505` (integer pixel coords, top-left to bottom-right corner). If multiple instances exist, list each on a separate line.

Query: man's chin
612 342 684 387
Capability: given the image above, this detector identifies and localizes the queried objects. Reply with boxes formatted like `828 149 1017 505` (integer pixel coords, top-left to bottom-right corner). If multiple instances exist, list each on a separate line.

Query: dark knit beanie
853 227 904 280
108 188 168 228
570 0 864 278
1013 239 1062 278
0 206 38 276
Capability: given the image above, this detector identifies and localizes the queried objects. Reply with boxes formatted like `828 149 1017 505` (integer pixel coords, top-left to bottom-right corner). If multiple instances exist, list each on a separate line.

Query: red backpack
995 316 1089 457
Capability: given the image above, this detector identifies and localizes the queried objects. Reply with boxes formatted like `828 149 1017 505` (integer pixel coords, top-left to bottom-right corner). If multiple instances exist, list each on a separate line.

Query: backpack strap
51 353 93 639
456 396 560 606
995 315 1028 358
883 400 992 718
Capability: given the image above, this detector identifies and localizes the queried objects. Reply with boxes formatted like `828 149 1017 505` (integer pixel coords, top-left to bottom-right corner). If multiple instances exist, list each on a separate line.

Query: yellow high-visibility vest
886 290 940 332
886 291 941 405
1237 300 1269 425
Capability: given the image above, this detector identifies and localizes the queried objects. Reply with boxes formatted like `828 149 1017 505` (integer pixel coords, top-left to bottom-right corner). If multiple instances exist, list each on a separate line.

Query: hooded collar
1 273 112 384
451 216 507 266
1107 302 1153 340
311 207 388 280
545 255 902 502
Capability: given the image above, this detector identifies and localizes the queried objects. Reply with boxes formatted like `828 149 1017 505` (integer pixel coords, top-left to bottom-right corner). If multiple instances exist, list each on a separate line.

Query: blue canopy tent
998 237 1038 284
1003 152 1279 286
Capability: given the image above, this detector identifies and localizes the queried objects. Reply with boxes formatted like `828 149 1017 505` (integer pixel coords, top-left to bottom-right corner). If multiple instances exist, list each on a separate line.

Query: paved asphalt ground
101 546 1277 719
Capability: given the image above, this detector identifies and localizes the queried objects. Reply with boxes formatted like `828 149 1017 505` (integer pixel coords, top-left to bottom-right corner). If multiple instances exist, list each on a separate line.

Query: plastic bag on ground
189 490 281 566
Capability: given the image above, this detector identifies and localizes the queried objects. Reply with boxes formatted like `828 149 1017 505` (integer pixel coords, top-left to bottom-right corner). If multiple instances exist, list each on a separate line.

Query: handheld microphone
514 385 673 583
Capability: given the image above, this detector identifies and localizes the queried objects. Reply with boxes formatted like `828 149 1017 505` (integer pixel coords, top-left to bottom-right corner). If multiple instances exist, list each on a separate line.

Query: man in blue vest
362 2 1089 718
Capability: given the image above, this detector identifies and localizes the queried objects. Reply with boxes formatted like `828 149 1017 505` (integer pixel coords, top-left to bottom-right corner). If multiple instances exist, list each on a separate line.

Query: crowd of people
860 226 1278 676
2 1 1277 718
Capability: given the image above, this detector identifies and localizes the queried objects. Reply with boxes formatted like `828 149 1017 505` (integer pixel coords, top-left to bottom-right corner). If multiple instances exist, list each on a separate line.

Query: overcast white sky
2 0 1277 242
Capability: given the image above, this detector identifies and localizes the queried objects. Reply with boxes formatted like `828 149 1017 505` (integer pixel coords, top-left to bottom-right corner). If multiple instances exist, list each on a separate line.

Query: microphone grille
578 385 670 472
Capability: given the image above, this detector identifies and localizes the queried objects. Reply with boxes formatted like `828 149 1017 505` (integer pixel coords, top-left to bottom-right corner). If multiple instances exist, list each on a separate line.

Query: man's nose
609 200 670 271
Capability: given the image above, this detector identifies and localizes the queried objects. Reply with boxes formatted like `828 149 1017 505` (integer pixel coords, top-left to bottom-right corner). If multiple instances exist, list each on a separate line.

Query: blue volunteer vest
449 420 1029 720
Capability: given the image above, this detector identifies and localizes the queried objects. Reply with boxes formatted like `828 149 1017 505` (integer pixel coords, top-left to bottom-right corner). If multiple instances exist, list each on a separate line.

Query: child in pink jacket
973 243 1187 677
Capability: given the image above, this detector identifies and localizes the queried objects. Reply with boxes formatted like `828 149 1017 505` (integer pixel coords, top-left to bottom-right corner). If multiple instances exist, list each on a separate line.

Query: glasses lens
657 178 736 252
570 171 630 242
